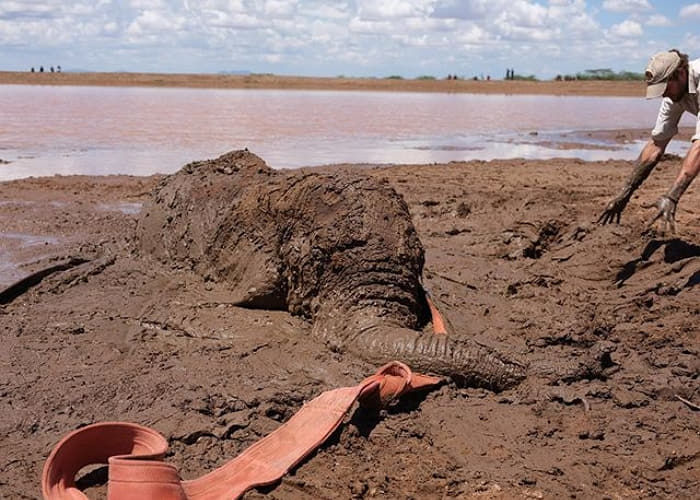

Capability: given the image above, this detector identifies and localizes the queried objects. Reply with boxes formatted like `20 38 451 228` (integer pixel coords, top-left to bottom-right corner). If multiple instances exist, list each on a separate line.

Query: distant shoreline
0 71 645 97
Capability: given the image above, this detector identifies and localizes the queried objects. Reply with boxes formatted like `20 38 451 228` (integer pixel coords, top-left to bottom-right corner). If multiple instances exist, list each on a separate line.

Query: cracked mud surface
1 155 698 499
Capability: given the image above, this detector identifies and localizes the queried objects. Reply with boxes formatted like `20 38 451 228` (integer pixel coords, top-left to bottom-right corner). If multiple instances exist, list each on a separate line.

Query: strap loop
42 363 442 500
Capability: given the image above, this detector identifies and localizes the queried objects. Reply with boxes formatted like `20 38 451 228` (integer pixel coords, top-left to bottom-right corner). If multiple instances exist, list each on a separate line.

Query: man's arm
645 139 700 233
598 138 670 225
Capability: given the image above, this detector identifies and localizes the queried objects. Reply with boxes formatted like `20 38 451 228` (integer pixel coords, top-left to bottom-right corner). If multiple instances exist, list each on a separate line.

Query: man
599 49 699 233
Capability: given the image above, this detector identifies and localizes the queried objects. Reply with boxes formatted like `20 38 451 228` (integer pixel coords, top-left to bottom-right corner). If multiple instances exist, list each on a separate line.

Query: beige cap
645 51 681 98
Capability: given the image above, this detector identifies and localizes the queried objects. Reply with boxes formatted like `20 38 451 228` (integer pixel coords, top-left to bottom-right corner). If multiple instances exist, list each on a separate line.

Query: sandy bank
0 71 646 97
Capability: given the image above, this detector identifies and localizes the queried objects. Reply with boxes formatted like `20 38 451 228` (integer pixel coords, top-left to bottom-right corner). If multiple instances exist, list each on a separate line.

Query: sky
0 1 699 79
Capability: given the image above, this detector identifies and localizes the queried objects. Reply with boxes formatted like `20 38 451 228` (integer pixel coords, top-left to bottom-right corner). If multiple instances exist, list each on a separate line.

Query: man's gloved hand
643 196 677 234
598 194 630 225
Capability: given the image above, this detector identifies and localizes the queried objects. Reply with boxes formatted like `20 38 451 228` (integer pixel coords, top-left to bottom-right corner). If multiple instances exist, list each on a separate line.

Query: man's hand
598 139 668 226
598 194 630 225
643 196 677 234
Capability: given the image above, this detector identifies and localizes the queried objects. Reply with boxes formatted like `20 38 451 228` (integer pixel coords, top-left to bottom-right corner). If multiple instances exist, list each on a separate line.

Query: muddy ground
0 154 698 499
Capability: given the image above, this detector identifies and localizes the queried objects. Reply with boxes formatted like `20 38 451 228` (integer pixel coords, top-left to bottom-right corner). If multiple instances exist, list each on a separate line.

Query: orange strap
42 362 442 500
425 294 447 335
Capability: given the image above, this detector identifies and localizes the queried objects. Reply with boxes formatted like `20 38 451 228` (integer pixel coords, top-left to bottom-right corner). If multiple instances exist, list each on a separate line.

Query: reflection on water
0 85 694 180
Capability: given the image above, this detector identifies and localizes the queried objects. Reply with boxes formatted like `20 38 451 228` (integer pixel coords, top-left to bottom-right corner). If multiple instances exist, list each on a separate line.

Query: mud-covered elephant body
139 150 583 390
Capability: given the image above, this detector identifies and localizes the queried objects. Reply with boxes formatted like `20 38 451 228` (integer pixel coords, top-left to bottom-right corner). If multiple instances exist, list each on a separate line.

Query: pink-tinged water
0 85 694 180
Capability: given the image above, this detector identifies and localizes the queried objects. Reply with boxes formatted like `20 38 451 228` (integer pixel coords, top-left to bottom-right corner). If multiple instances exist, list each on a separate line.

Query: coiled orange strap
42 362 441 500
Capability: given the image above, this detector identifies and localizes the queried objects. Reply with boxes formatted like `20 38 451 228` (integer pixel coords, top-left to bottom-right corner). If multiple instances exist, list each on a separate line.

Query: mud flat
0 154 698 498
0 70 646 96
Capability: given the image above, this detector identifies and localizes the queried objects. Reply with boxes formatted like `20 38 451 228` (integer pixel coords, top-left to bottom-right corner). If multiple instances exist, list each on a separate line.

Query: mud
0 154 698 499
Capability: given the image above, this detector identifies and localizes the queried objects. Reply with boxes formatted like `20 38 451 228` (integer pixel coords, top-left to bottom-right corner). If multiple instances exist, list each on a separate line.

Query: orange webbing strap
42 362 442 500
425 294 447 335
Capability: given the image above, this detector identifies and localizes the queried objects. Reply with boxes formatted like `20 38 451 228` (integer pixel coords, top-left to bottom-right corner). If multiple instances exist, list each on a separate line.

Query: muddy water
0 84 694 181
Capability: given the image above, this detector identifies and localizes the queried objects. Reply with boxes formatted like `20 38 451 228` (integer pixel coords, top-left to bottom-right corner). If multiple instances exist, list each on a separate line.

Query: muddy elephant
137 150 612 391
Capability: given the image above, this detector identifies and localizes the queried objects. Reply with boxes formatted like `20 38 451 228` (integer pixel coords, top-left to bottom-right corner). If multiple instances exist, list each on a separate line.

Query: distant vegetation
555 68 645 81
385 75 404 80
512 74 538 81
416 75 436 80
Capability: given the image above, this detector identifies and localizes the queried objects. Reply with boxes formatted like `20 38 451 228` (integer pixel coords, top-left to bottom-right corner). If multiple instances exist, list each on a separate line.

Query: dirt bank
0 155 698 499
0 70 645 97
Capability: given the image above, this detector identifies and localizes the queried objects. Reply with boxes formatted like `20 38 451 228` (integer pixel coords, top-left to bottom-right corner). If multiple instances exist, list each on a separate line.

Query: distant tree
40 66 44 72
50 66 54 72
562 69 644 81
31 67 35 72
512 73 538 81
57 65 61 72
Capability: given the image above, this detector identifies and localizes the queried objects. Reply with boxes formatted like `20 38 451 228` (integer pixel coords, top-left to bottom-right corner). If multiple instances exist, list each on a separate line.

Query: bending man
599 49 699 232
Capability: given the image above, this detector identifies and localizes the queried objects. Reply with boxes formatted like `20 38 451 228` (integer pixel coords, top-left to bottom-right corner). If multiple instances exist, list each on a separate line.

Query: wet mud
0 153 698 499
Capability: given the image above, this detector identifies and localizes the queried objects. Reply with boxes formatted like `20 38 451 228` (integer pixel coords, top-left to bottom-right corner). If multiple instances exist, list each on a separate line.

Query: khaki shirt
651 57 700 142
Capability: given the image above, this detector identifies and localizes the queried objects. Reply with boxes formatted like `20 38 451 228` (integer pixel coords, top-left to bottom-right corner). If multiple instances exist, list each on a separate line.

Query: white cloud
645 14 672 27
264 0 297 18
0 1 57 19
610 19 643 37
356 0 434 20
455 24 492 45
309 4 350 20
433 0 494 20
0 0 685 78
497 1 548 29
126 9 186 36
103 21 119 35
263 53 281 63
682 33 700 52
680 3 700 19
602 0 652 13
129 0 168 9
348 17 391 35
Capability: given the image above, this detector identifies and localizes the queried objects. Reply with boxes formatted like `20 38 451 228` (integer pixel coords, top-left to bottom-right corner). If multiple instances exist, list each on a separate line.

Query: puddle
97 202 143 215
0 200 36 207
0 232 62 287
0 232 59 247
0 259 23 287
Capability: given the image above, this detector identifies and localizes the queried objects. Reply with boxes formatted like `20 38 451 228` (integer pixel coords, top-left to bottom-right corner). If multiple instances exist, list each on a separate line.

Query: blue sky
0 1 698 79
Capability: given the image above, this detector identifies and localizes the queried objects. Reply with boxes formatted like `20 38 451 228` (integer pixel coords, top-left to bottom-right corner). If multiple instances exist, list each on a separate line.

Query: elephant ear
208 186 288 311
214 236 287 310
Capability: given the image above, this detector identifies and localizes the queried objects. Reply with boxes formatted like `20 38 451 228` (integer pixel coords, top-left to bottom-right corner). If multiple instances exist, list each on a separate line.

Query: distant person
57 65 61 72
599 49 699 233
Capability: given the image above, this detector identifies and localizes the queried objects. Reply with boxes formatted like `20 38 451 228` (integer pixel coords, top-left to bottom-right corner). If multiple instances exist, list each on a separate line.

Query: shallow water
0 85 694 180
